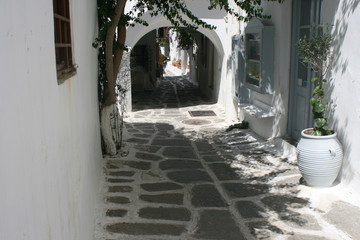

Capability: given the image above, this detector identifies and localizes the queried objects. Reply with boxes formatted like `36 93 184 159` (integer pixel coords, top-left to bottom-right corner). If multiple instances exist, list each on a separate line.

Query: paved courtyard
95 68 360 240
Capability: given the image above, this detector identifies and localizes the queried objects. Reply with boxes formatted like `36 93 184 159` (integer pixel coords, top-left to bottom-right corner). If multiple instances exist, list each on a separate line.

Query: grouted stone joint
95 75 353 240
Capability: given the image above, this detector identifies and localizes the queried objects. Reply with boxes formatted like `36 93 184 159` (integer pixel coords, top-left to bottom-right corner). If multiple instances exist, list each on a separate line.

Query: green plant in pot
296 25 343 187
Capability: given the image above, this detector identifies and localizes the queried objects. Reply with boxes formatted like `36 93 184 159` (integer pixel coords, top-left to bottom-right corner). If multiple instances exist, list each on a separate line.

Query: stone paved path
95 71 355 240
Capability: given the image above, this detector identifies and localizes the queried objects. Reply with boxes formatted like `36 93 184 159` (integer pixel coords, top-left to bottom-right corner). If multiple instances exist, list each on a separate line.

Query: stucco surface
0 0 102 239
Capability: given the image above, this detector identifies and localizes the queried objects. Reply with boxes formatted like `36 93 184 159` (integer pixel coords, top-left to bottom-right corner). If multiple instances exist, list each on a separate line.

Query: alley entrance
130 27 220 112
132 72 215 113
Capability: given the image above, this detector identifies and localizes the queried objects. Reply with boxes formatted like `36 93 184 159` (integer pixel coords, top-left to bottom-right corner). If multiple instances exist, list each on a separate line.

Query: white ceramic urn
297 128 343 187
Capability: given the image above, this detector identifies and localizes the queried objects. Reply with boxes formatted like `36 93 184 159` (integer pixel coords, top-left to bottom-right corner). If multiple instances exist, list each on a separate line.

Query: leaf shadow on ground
198 129 315 239
106 119 315 239
104 74 317 239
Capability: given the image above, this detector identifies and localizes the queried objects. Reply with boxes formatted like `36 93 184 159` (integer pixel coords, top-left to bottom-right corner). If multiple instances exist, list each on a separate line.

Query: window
53 0 76 81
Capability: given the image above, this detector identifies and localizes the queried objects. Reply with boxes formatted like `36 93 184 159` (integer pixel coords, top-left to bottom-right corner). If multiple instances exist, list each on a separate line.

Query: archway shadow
132 74 217 112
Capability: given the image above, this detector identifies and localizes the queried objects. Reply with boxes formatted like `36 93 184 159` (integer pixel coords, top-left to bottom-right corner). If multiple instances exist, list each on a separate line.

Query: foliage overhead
158 37 168 46
174 28 194 50
92 0 284 154
93 0 283 104
297 25 332 136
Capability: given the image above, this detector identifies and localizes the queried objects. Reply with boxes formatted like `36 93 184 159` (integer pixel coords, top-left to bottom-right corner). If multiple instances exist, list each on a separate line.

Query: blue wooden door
288 0 321 140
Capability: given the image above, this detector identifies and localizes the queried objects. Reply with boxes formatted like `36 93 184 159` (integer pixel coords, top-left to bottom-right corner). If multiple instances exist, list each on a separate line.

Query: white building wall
231 1 292 138
123 0 297 136
259 0 360 193
321 0 360 192
252 0 292 138
218 1 241 122
0 0 102 239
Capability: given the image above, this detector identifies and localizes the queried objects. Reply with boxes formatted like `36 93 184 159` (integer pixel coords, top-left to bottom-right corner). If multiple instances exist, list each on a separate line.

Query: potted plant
296 25 343 187
176 59 182 69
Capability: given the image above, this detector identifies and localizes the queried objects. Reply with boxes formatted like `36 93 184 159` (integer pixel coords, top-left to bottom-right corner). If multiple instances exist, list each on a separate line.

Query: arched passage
126 18 224 58
123 8 227 111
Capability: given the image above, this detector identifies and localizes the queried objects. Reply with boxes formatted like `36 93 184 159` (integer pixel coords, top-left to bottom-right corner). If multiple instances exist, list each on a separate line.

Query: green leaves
313 102 326 113
297 24 333 136
174 28 194 50
311 97 328 135
311 77 318 83
297 27 331 67
315 118 327 128
297 25 332 78
310 97 316 105
311 129 323 136
94 0 284 108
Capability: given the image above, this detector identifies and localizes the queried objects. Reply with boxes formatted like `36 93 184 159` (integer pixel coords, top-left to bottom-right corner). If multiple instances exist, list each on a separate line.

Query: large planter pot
297 128 343 187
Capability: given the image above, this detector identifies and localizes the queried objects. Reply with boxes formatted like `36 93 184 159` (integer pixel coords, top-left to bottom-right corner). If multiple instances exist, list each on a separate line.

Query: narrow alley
94 67 359 240
4 1 360 240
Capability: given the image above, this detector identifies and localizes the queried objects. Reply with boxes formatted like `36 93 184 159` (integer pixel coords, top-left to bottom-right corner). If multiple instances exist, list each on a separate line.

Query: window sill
240 99 275 119
57 67 77 85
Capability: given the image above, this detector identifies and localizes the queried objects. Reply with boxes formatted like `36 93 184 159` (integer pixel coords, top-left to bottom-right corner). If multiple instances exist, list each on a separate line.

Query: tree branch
113 11 127 82
104 0 127 107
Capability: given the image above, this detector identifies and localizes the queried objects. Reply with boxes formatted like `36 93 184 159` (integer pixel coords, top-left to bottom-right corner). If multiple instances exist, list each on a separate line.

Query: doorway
288 0 322 140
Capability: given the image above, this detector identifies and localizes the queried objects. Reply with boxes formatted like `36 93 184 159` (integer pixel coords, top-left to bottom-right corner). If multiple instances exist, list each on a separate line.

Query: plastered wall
0 0 102 239
321 0 360 192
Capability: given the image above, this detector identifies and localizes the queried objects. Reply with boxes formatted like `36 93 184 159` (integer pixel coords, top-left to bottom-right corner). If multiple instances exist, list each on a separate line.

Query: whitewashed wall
259 0 360 193
125 0 291 127
321 0 360 192
244 0 292 138
217 1 242 121
0 0 102 239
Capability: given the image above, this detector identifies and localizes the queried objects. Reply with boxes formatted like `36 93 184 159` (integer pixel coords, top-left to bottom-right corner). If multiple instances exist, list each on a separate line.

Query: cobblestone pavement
95 71 359 240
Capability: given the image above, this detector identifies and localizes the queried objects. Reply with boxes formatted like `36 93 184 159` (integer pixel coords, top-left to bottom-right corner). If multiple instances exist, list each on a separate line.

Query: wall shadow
326 0 359 183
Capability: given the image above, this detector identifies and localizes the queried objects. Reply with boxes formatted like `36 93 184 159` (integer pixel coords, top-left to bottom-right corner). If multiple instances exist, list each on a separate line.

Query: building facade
248 0 360 193
125 0 360 193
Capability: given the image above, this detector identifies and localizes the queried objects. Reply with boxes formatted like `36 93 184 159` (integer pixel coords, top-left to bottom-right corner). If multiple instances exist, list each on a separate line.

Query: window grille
53 0 76 81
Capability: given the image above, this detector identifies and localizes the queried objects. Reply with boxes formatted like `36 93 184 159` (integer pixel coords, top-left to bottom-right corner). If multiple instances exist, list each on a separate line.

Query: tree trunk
103 0 127 107
101 0 127 155
101 105 117 155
